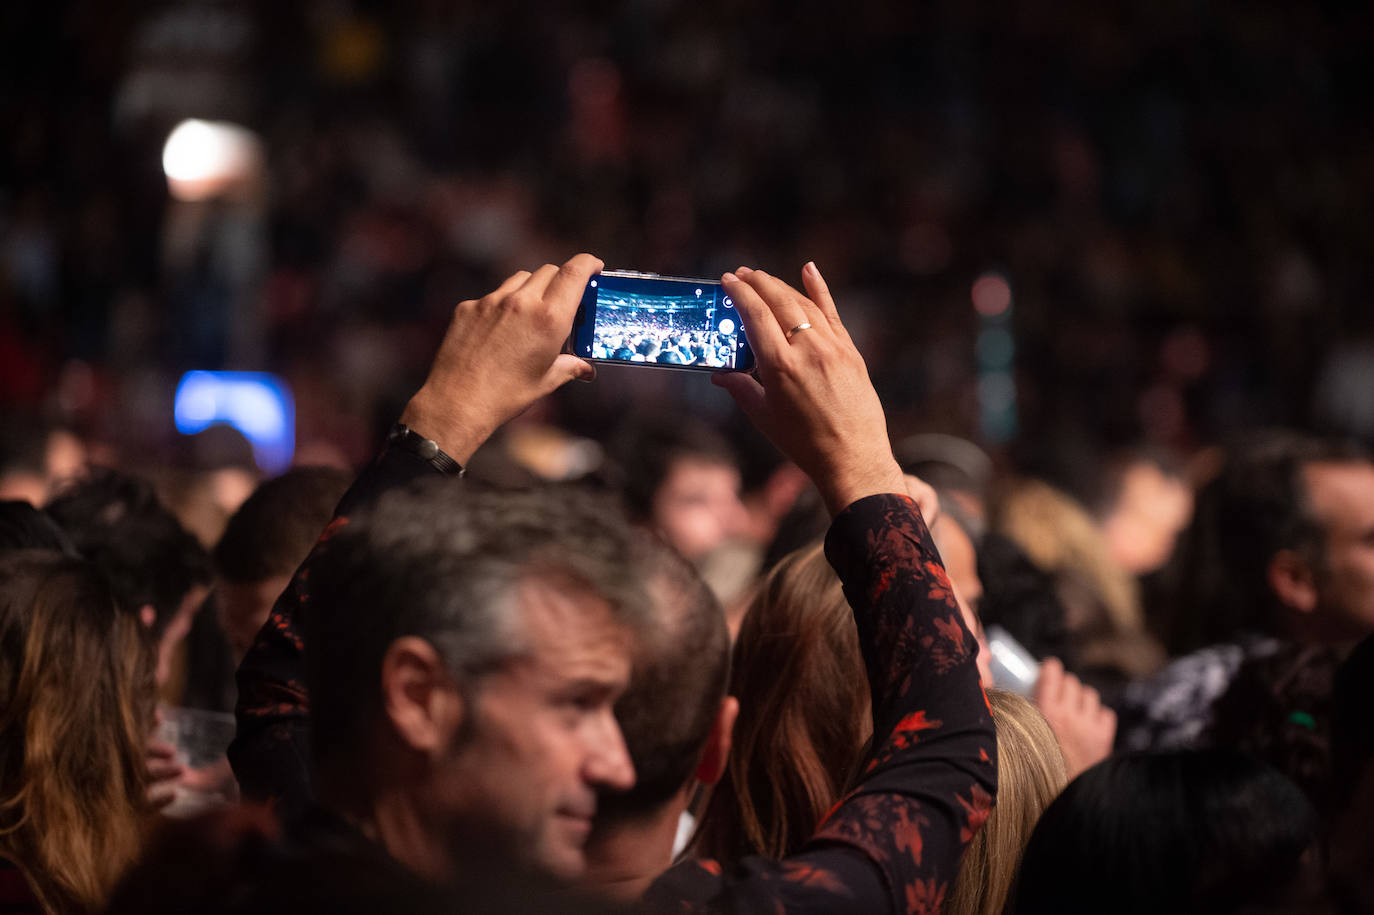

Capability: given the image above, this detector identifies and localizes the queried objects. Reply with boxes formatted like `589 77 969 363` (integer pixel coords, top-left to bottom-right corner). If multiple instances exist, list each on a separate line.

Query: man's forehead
510 578 634 677
1304 461 1374 528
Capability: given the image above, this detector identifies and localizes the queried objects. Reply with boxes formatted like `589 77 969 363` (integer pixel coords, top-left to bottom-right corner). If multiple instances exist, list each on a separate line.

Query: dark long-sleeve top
646 493 997 913
230 452 997 914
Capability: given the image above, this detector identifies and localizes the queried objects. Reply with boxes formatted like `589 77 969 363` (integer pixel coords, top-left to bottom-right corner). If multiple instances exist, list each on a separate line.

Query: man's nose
585 712 636 791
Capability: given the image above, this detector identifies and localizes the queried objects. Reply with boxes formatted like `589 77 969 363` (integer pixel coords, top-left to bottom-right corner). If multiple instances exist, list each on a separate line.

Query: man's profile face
434 579 636 879
1304 460 1374 639
652 457 748 562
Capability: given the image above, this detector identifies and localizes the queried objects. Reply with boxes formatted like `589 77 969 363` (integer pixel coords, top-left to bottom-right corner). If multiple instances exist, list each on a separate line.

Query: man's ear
1268 549 1318 615
139 604 156 629
694 697 738 786
380 636 464 756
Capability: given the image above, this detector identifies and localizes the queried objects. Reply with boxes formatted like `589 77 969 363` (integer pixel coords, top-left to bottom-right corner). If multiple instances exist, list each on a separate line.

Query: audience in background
995 479 1166 691
45 469 212 693
212 467 352 662
1205 642 1344 809
604 414 750 567
1327 633 1374 914
3 0 1373 907
1012 749 1329 914
1121 434 1374 751
0 552 157 912
0 501 75 556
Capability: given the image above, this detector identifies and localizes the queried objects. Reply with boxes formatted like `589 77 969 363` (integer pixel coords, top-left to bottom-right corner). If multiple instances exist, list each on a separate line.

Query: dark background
4 0 1373 475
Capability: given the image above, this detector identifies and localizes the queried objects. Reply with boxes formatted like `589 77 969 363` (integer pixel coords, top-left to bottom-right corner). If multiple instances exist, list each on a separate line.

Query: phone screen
571 272 755 372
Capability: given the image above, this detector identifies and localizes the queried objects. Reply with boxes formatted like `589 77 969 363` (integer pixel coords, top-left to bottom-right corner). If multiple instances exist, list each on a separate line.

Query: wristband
386 423 466 477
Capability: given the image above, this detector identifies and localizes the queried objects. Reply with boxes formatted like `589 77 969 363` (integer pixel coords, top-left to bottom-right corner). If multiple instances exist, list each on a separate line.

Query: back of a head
1207 642 1343 810
1331 632 1374 809
596 534 729 823
306 480 649 774
0 500 76 555
1160 432 1370 654
944 690 1066 915
693 543 868 863
46 467 212 637
1011 749 1324 915
213 467 352 583
0 550 155 912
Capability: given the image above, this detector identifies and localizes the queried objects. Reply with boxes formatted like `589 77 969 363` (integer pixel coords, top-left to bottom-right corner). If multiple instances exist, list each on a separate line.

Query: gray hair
306 478 649 766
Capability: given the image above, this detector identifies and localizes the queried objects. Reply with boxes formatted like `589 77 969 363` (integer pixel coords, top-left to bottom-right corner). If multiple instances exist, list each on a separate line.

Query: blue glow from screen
174 371 295 474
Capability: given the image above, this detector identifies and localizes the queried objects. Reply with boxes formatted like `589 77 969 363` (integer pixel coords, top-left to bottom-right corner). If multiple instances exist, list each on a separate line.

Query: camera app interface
578 274 748 369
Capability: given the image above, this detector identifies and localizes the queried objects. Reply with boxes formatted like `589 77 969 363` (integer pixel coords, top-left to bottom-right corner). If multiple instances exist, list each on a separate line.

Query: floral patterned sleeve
647 493 997 914
228 447 446 818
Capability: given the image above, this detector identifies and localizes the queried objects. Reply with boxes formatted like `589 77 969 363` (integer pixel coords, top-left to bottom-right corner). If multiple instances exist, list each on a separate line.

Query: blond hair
0 552 154 913
943 689 1068 915
997 480 1164 676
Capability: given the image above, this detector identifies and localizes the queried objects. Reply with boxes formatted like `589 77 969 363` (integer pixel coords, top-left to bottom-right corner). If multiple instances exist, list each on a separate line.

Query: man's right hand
399 254 603 464
713 263 907 516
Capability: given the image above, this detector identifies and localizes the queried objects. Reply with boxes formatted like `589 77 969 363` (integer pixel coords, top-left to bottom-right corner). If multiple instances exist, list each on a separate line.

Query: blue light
174 371 295 474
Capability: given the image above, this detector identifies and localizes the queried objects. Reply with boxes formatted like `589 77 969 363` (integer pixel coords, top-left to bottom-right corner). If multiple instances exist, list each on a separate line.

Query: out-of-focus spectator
1122 434 1374 750
605 413 750 566
0 551 157 913
212 467 351 661
1205 642 1343 809
1012 750 1329 914
0 500 75 555
995 479 1166 688
179 466 352 714
1094 450 1194 578
0 419 86 506
1032 658 1117 780
45 468 212 692
1328 633 1374 914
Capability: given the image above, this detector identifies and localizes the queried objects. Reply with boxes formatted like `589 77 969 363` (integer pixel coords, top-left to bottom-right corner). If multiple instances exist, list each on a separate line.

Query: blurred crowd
4 0 1374 465
3 1 1374 913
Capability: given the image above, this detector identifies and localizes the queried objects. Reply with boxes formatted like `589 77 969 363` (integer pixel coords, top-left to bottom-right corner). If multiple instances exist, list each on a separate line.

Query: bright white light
162 119 262 201
718 318 736 335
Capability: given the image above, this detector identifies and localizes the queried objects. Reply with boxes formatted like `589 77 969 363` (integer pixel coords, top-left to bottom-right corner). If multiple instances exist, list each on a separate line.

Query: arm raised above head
230 254 607 816
651 264 997 913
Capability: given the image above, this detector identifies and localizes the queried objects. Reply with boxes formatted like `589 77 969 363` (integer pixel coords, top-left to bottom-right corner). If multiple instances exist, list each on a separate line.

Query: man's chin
536 817 594 880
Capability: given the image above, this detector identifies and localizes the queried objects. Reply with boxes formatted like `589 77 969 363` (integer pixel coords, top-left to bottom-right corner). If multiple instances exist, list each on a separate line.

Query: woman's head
693 543 870 862
1011 749 1325 914
0 550 156 911
945 690 1066 915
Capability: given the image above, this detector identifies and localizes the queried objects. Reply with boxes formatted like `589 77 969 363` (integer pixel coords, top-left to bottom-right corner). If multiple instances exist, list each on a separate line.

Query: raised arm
652 264 996 912
230 255 605 815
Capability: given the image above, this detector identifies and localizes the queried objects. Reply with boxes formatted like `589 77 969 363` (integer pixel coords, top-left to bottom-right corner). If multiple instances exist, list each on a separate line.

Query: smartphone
570 270 756 373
